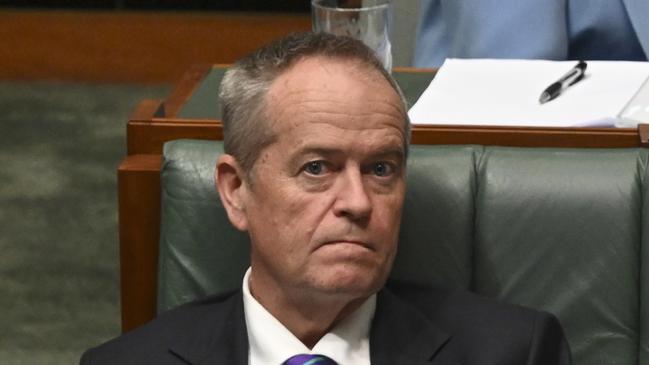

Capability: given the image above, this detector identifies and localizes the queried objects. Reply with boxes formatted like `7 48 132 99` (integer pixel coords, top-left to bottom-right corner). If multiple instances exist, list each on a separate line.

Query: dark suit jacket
80 287 571 364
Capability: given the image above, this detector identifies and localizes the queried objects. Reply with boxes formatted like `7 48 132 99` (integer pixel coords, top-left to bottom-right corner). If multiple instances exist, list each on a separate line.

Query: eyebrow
288 145 405 168
287 147 341 169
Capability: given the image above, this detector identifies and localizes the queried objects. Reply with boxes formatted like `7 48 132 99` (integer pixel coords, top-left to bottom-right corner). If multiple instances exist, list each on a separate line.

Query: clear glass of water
311 0 392 71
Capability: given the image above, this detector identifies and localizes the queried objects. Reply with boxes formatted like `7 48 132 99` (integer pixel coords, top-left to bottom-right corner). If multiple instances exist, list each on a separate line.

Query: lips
319 239 374 251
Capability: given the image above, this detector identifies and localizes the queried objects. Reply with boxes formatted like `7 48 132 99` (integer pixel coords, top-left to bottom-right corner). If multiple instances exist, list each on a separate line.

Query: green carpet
0 81 169 364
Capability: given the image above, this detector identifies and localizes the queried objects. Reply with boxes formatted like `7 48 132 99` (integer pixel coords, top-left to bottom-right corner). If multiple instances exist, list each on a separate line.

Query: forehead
265 56 406 141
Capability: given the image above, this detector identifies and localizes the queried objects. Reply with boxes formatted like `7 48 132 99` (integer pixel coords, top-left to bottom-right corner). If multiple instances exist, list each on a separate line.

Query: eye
303 161 329 176
372 162 394 177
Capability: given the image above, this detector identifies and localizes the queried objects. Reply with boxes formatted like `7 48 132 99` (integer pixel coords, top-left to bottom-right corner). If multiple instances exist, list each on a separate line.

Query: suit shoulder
80 290 241 365
387 286 571 364
393 285 549 326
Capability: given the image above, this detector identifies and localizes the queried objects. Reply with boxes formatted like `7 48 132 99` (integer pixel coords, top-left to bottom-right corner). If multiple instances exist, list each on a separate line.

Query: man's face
241 57 406 302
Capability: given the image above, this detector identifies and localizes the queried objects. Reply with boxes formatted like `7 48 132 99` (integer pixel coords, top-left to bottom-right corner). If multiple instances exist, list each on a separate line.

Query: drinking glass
311 0 392 71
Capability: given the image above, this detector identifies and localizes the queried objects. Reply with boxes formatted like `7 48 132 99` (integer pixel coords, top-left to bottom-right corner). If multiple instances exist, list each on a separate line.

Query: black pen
539 60 587 104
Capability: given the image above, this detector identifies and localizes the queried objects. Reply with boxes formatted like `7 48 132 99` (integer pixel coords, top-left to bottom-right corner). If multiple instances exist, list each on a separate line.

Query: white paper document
408 59 649 127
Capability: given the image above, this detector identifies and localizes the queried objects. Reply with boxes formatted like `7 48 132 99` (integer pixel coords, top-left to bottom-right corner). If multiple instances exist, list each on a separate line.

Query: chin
311 266 387 298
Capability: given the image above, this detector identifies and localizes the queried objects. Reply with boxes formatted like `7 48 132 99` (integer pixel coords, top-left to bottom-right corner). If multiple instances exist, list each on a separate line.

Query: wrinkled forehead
264 56 407 135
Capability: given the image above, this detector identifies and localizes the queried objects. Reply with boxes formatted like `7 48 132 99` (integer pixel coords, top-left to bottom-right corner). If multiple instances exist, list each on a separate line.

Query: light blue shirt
414 0 649 67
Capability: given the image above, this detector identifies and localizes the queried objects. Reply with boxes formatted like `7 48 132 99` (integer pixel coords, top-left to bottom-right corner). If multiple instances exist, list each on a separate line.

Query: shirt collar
242 267 375 365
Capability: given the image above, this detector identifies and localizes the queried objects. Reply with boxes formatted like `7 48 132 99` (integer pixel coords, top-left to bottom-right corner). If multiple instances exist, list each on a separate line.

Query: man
81 32 571 364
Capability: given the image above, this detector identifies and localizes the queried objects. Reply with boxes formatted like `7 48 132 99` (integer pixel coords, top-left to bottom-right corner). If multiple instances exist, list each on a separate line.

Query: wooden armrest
118 154 162 332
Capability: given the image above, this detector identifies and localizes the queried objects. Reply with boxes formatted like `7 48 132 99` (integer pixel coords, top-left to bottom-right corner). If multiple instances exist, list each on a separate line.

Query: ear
215 154 249 231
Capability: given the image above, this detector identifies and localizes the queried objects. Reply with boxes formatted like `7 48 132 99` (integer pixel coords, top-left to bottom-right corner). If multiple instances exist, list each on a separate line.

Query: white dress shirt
242 268 375 365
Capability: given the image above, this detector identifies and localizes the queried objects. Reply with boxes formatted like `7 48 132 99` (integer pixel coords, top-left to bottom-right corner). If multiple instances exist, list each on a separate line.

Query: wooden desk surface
126 64 649 156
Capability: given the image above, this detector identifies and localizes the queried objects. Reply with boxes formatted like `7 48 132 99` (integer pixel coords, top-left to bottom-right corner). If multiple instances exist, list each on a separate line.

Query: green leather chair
158 139 649 365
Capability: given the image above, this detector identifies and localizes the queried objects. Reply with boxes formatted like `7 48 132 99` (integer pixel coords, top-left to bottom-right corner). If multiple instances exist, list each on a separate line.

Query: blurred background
0 2 419 364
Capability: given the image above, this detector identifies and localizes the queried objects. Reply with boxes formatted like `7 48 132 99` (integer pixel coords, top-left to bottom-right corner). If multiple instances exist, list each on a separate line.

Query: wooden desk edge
144 64 647 150
126 118 648 155
129 99 164 121
162 64 214 118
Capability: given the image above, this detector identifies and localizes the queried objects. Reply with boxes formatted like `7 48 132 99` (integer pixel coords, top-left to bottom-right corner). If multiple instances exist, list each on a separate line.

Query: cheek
378 183 405 215
285 194 336 240
373 194 405 237
253 185 332 239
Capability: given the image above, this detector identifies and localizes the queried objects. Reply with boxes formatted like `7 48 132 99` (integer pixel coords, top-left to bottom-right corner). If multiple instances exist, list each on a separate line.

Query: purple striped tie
283 354 338 365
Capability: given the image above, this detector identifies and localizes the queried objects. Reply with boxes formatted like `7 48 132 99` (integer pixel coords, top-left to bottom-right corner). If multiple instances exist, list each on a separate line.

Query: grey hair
219 31 411 176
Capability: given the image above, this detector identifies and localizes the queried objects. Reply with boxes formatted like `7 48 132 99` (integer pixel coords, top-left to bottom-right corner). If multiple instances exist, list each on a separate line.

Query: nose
332 168 372 221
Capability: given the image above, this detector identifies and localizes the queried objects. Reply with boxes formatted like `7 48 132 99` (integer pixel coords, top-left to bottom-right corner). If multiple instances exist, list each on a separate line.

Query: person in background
414 0 649 67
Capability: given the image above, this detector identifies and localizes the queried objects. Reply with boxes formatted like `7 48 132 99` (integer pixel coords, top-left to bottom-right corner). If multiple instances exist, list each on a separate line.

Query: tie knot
283 353 338 365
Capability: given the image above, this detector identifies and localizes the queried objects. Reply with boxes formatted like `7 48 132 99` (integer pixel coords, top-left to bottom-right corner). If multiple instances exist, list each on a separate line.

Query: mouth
320 239 374 251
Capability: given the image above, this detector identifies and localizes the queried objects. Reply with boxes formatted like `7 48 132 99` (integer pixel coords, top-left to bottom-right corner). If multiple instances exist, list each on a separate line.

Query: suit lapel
165 289 458 364
370 289 457 365
168 291 249 365
622 0 649 57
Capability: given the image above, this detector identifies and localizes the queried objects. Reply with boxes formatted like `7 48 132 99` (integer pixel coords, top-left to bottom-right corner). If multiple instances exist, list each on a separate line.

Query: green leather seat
158 139 649 365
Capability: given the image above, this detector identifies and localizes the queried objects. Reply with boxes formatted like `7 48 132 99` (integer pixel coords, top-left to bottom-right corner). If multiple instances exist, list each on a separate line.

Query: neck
248 271 369 348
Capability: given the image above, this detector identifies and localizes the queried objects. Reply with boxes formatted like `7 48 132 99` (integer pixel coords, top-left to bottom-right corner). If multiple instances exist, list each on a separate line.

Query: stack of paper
408 59 649 127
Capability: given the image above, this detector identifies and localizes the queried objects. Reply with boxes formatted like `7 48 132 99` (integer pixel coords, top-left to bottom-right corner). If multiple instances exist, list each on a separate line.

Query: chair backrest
158 139 649 365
